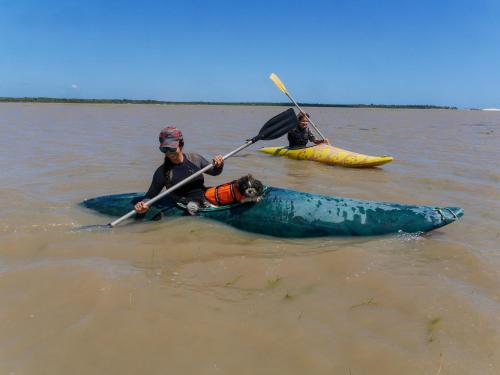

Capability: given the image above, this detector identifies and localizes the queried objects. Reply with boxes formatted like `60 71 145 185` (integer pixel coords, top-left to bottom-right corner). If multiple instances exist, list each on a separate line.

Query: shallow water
1 103 499 374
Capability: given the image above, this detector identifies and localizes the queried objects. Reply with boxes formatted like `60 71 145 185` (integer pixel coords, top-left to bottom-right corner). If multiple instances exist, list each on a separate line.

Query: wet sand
1 103 499 374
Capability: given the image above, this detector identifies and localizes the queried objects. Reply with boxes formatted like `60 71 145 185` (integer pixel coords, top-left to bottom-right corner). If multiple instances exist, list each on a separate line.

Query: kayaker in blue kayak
287 112 328 149
134 126 224 214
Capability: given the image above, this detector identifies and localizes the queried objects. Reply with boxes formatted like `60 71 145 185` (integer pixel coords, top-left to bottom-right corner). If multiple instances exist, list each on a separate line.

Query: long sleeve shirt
287 127 316 148
144 153 223 203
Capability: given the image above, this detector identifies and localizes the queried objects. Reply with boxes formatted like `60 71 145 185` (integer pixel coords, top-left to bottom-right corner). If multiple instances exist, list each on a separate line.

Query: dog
236 174 264 203
204 174 265 207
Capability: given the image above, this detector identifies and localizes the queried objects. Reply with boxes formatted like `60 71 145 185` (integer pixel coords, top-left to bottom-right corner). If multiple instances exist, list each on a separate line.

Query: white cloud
71 84 79 89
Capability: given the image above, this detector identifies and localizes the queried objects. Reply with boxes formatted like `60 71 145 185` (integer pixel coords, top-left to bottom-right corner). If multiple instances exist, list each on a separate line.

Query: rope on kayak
436 207 459 221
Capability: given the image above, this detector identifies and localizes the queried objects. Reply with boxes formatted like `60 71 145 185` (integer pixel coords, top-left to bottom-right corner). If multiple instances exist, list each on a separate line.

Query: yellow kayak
258 144 393 168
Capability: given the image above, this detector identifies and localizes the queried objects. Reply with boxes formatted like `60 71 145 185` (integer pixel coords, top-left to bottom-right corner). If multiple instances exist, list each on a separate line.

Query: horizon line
0 96 460 109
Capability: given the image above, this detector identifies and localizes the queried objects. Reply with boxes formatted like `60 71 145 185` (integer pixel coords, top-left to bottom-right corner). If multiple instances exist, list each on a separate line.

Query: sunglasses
160 146 178 153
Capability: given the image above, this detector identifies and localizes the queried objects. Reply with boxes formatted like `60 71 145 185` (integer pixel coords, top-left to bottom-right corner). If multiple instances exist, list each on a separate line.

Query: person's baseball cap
159 126 183 152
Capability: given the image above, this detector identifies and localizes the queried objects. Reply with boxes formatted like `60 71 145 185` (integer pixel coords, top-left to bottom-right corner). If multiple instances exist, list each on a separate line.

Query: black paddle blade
252 108 298 142
72 223 113 232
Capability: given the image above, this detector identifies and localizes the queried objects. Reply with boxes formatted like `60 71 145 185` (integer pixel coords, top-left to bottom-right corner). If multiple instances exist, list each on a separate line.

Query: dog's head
237 174 264 198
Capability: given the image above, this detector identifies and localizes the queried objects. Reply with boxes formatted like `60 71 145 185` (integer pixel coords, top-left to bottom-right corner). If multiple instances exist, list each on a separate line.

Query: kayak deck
259 144 394 167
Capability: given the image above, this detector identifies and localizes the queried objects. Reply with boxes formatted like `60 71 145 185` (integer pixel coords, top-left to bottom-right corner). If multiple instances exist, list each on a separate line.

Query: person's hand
212 155 224 168
134 201 149 214
323 138 330 145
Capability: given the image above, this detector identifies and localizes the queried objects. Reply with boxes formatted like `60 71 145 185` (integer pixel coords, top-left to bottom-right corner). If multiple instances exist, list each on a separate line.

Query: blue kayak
80 186 463 237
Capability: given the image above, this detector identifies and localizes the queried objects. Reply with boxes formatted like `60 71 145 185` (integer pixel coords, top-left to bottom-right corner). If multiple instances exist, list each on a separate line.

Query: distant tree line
0 97 457 109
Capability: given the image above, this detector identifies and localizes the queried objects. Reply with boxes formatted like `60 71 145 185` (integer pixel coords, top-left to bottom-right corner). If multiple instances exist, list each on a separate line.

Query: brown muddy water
0 103 499 374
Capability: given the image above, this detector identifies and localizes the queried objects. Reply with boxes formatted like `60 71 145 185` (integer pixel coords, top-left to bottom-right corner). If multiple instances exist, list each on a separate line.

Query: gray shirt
144 152 223 202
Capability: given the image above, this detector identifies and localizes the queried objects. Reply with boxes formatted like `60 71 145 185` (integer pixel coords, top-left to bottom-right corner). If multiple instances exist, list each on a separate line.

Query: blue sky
1 0 499 108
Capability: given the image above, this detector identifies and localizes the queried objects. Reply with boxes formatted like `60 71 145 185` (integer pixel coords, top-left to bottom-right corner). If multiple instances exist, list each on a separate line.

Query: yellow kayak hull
258 144 393 168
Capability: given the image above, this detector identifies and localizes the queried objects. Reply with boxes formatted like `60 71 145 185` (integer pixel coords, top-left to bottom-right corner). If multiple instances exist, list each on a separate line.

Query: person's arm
188 153 223 176
135 167 164 213
313 138 329 144
287 131 294 147
310 129 329 144
308 129 317 143
144 166 165 198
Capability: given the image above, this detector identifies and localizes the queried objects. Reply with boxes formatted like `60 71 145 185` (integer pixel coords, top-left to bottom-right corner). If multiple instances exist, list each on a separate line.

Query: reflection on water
1 103 499 374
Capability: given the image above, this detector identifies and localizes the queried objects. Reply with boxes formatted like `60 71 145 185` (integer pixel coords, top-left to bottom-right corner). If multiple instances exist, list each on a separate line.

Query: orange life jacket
204 181 245 206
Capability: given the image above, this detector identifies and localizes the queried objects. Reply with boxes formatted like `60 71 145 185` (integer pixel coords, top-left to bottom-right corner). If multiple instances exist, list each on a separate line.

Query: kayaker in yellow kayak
287 112 329 149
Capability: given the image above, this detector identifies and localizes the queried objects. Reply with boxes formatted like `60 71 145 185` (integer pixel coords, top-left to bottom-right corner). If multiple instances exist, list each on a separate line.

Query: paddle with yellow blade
269 73 327 142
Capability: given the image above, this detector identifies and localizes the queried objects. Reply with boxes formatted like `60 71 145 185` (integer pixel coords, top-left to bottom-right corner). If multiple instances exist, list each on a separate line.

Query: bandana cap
159 126 183 149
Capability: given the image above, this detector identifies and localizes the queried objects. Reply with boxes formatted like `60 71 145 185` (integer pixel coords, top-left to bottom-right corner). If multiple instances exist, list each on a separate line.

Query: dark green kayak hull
80 187 463 237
